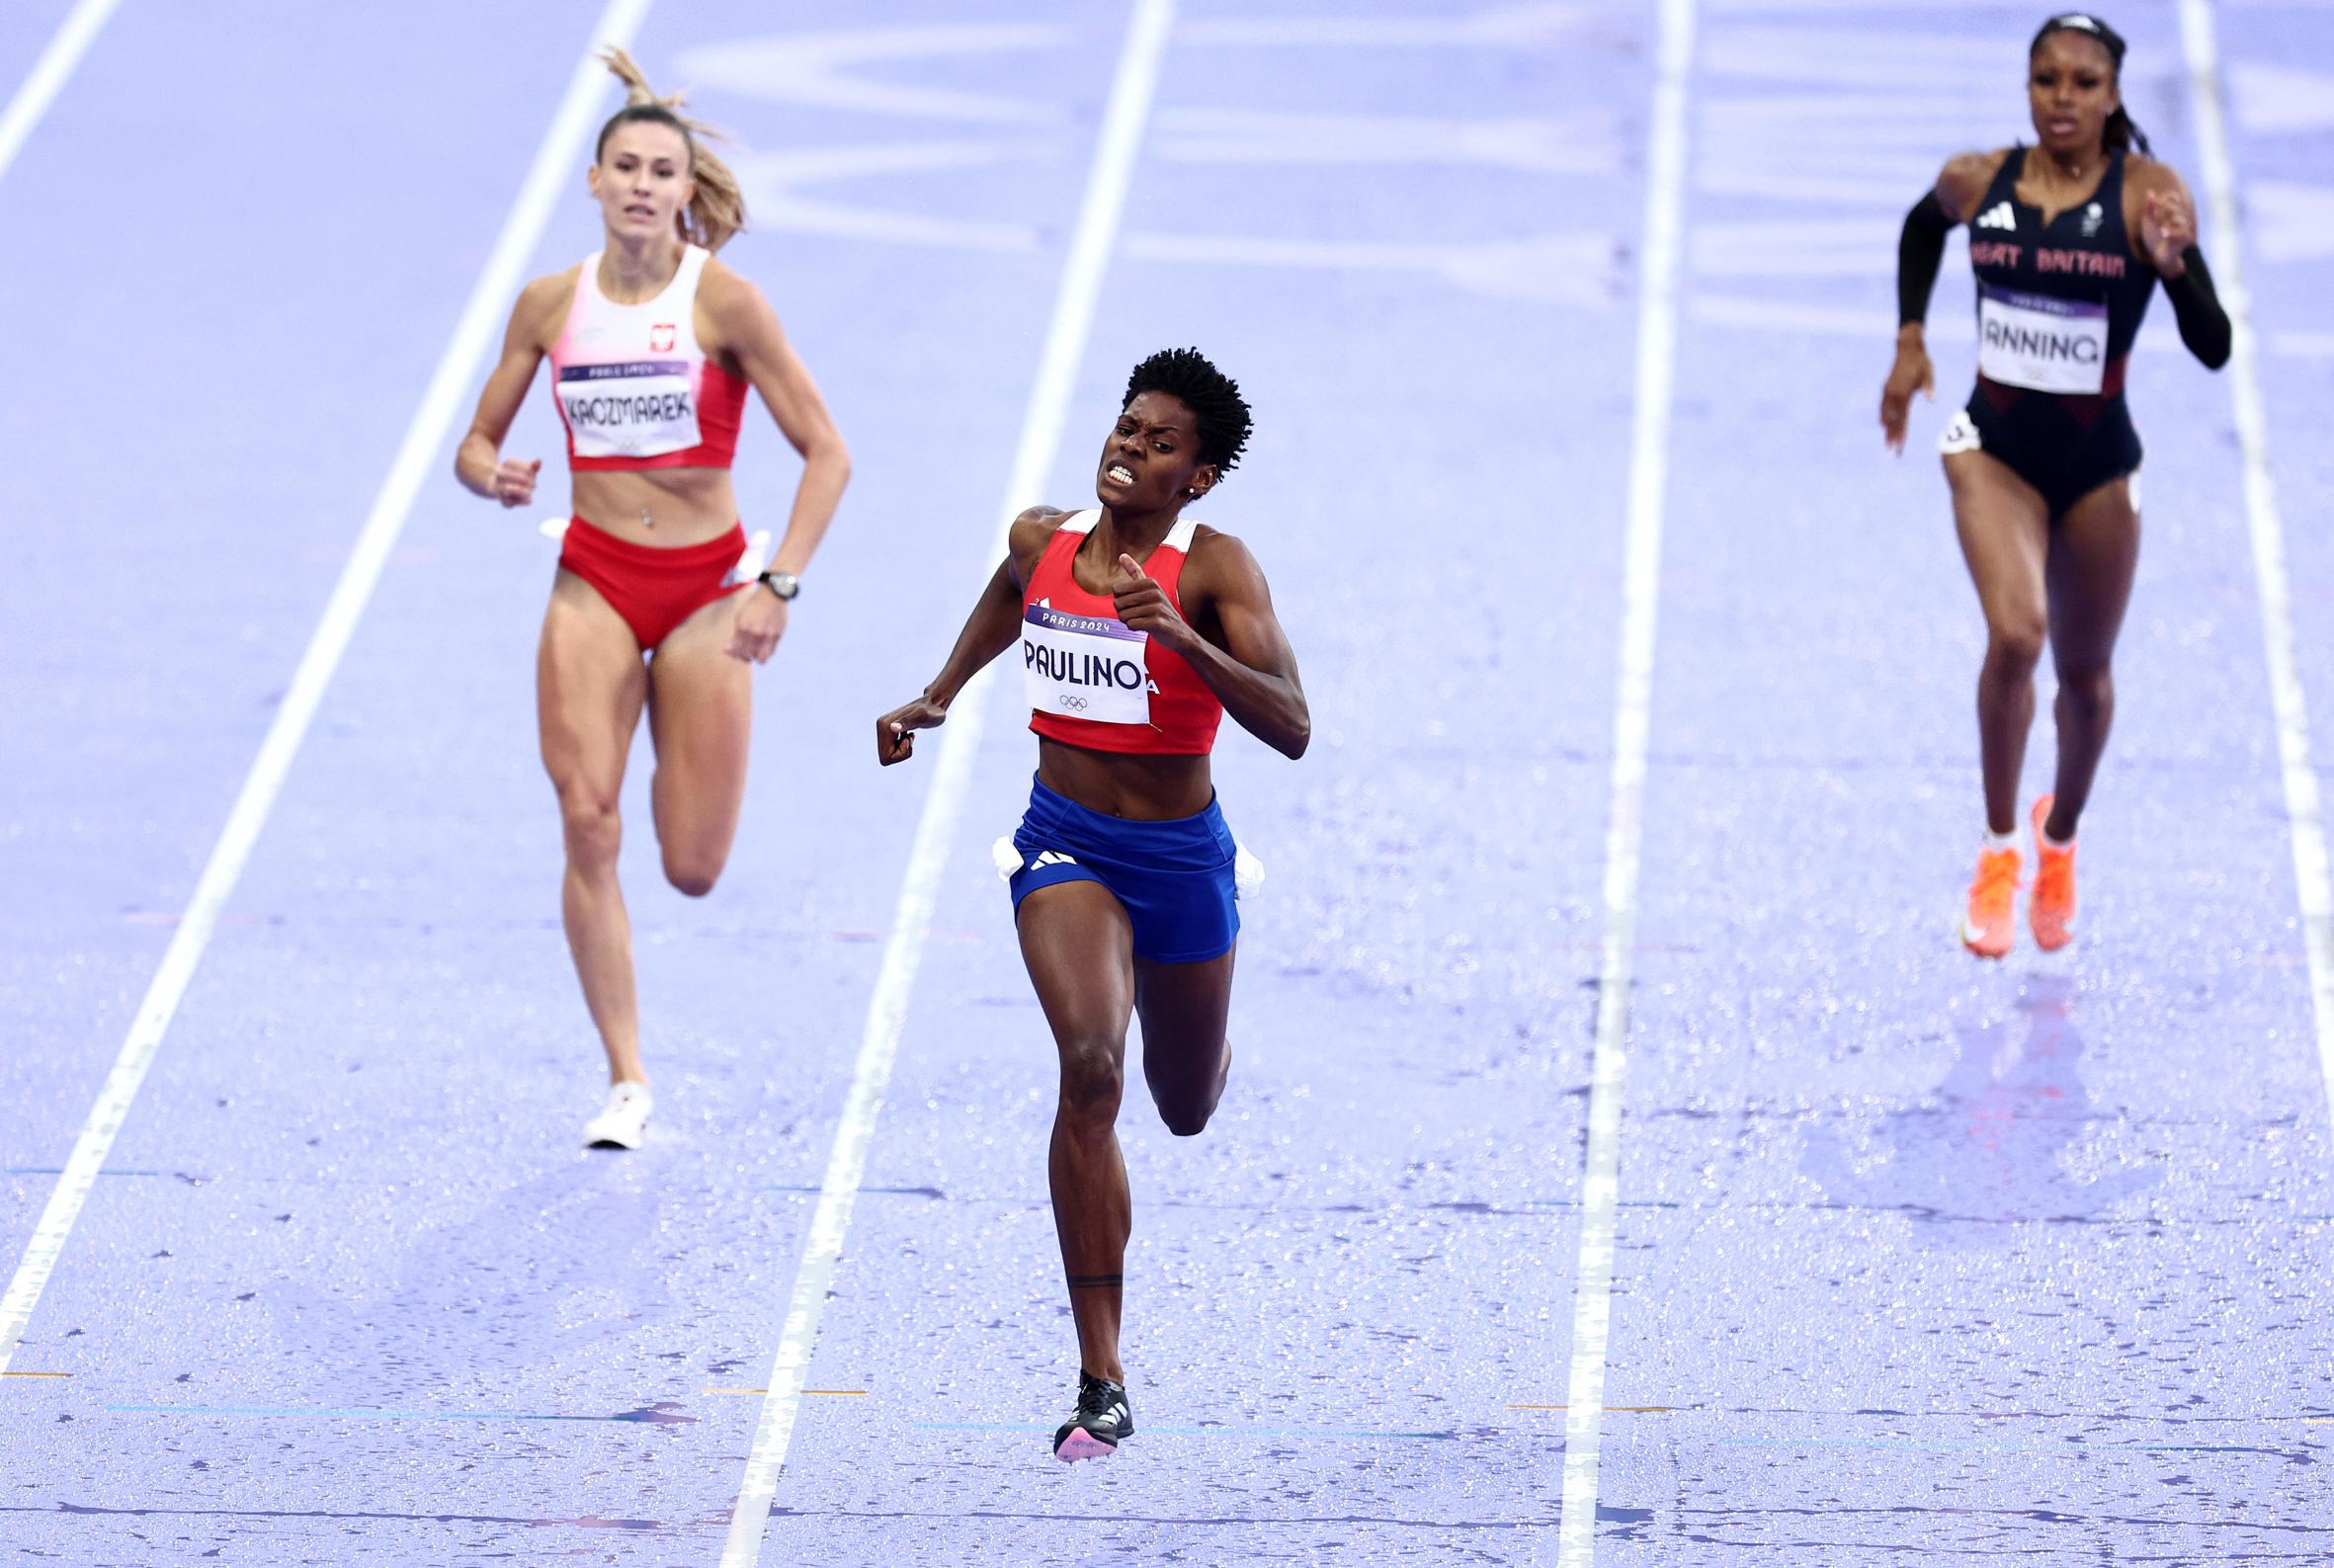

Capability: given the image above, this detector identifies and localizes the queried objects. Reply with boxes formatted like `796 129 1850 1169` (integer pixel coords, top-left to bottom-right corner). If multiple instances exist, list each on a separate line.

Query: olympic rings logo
1059 695 1088 711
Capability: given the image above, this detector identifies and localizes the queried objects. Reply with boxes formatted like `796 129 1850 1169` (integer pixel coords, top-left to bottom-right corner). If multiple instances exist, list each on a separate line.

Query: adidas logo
1030 850 1079 870
1973 201 2016 231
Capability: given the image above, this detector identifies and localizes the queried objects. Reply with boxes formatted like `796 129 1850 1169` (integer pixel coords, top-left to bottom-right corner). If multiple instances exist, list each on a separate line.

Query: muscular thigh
1946 450 2051 635
1132 947 1234 1062
2045 478 2140 672
645 589 752 844
1018 880 1136 1052
539 569 646 795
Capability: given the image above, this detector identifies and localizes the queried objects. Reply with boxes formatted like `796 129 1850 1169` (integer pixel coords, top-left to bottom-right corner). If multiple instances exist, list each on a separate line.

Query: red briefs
557 514 748 650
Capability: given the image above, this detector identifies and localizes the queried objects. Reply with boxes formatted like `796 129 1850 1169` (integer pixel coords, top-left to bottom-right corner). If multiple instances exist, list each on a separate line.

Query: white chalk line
1557 0 1696 1563
2177 0 2334 1138
715 2 1176 1562
0 0 655 1377
0 0 124 187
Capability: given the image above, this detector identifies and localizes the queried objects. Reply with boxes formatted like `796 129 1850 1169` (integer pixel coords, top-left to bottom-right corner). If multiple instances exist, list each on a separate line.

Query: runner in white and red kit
456 51 849 1148
876 348 1308 1463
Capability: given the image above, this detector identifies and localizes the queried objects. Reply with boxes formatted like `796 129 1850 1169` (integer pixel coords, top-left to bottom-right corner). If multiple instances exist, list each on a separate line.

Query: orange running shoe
2030 793 2076 951
1960 842 2021 958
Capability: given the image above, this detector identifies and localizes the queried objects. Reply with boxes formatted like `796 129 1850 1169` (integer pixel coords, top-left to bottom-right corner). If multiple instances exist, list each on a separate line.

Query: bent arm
923 555 1030 709
1898 150 1993 339
923 511 1063 701
1897 190 1955 332
1179 536 1308 760
455 281 554 497
707 271 851 578
876 511 1062 763
2132 166 2230 371
2163 245 2231 370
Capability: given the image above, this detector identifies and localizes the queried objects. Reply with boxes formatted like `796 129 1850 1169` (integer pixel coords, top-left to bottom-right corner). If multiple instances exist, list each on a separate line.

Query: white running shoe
582 1081 652 1149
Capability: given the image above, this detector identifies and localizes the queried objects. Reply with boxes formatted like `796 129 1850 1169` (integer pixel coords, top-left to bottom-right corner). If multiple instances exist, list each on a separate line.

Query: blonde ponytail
595 46 746 252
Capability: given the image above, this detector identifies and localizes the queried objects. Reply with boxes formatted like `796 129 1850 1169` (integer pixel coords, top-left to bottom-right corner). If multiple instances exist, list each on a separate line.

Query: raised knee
1158 1099 1217 1138
662 858 721 898
1058 1039 1125 1119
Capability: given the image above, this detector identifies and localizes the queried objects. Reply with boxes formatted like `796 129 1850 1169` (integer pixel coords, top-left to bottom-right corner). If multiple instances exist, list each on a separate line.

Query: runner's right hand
492 457 542 508
1878 342 1935 454
876 695 949 765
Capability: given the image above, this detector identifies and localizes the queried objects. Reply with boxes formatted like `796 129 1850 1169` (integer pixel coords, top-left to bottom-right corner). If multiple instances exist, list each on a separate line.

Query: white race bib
1022 604 1154 725
557 360 702 457
1977 285 2109 394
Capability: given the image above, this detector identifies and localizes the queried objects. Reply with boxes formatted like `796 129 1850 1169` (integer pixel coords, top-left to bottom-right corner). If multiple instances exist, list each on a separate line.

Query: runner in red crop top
454 51 849 1150
875 349 1307 1461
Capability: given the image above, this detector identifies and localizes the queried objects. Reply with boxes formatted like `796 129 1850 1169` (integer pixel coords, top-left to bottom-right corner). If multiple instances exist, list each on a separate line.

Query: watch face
762 572 798 600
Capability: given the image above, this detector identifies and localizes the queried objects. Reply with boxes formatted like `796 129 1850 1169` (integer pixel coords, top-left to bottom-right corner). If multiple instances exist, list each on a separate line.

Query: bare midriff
1037 737 1214 821
571 464 738 548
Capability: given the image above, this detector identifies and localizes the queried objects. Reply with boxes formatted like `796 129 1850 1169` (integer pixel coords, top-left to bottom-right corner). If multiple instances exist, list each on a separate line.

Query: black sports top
1963 147 2158 396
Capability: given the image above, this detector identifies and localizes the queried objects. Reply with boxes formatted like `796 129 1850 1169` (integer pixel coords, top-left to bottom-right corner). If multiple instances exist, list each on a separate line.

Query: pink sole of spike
1053 1431 1119 1463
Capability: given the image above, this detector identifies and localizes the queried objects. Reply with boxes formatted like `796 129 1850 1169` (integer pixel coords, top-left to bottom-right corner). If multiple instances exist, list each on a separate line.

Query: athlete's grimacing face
2027 31 2120 159
1096 392 1215 513
588 122 696 243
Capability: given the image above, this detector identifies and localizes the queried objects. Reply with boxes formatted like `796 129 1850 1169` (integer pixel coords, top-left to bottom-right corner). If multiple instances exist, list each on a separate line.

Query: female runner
1882 12 2229 958
456 52 849 1145
876 349 1307 1462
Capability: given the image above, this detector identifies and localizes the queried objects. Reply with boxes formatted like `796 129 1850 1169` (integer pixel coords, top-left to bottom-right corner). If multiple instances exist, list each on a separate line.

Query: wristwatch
756 570 800 602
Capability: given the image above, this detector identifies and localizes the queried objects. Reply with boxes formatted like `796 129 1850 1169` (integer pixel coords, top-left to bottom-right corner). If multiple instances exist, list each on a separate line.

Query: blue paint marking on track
109 1402 699 1425
1715 1436 2300 1456
760 1184 945 1197
3 1170 164 1179
5 0 2334 1564
912 1421 1463 1440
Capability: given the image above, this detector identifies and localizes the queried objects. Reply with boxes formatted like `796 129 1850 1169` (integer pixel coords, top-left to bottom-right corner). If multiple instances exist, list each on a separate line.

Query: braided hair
1124 348 1253 478
2030 13 2151 157
594 48 746 251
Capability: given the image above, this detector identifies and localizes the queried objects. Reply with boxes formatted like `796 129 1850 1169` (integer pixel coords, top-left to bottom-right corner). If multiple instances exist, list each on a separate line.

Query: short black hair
1124 348 1252 477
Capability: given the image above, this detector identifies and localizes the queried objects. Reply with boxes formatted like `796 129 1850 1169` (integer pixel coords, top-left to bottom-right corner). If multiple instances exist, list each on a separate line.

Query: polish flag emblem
650 323 676 352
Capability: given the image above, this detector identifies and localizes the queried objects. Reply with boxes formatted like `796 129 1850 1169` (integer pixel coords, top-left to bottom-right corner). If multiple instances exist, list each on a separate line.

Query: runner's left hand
1112 553 1193 651
2140 188 2194 278
727 586 788 663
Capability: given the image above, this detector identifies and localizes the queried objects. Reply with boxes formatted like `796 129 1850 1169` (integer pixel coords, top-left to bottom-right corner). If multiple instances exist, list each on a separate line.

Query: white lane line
1558 0 1694 1563
2179 0 2334 1133
0 0 124 186
716 2 1175 1561
0 0 653 1378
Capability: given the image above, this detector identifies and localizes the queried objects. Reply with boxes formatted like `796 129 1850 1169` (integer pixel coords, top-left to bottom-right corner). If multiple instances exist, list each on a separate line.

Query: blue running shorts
1006 776 1240 964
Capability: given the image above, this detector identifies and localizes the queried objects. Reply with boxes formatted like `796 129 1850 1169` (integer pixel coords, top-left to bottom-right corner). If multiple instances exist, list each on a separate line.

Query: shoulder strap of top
1058 510 1100 536
671 244 711 305
577 252 606 304
1985 145 2025 205
1163 516 1201 553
